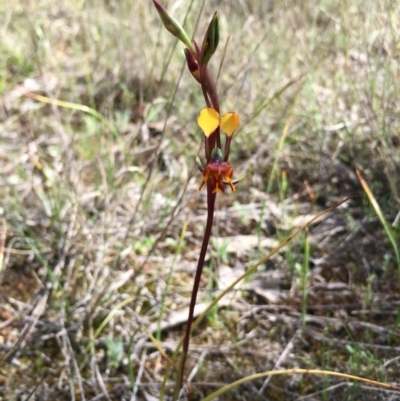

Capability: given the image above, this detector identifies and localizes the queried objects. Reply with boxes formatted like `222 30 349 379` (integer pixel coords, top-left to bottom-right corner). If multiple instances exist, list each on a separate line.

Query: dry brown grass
0 0 399 400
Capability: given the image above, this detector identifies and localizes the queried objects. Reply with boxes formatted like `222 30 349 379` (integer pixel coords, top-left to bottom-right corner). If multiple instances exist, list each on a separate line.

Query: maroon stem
176 39 220 395
205 137 211 161
224 135 232 162
177 182 216 391
203 65 221 150
204 66 219 112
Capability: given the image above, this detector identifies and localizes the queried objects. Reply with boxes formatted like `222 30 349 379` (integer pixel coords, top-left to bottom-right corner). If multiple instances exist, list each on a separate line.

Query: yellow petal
220 112 240 137
197 108 220 137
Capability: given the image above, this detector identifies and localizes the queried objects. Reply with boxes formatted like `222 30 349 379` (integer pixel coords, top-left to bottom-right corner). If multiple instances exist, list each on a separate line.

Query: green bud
210 146 223 163
153 1 195 53
200 12 219 65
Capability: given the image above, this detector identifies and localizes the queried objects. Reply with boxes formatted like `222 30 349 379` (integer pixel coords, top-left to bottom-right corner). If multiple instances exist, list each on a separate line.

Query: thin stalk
223 135 232 162
23 92 119 139
201 369 400 401
356 169 400 271
173 183 216 400
0 219 6 278
204 66 220 112
301 232 310 327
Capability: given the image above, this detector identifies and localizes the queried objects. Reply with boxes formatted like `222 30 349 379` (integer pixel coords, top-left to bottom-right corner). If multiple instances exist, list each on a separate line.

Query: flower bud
200 12 219 65
184 48 200 83
153 0 195 53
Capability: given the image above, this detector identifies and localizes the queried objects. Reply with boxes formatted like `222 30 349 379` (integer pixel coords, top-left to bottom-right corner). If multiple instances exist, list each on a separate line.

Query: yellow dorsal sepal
197 108 220 137
220 112 240 137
